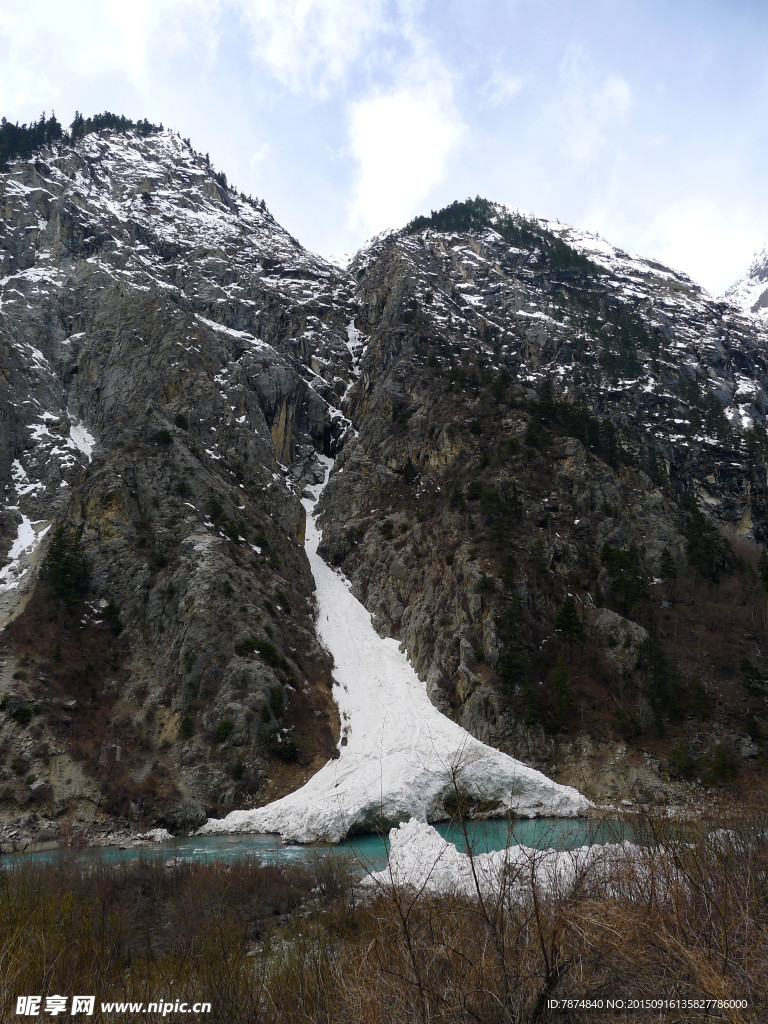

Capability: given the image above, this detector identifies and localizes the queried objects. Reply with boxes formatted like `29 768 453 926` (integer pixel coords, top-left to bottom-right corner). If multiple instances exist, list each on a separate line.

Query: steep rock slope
318 200 768 804
0 128 357 832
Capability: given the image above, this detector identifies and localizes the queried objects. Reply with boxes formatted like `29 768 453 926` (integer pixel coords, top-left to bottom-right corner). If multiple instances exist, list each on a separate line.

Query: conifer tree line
0 111 161 170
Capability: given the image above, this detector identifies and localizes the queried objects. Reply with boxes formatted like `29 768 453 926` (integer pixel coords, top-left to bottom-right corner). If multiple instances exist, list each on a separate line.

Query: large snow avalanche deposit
200 459 590 842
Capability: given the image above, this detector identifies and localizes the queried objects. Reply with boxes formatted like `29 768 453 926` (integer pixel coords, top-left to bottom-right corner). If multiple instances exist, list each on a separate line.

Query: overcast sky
1 0 766 293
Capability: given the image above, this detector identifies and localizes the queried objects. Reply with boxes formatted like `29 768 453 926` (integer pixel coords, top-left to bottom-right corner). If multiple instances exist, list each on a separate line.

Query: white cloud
483 67 524 108
557 46 631 163
346 59 465 235
639 198 767 295
249 142 271 168
0 0 223 109
236 0 388 94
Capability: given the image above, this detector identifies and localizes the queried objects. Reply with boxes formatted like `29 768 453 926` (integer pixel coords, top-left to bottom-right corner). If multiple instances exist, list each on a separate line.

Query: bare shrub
0 804 765 1023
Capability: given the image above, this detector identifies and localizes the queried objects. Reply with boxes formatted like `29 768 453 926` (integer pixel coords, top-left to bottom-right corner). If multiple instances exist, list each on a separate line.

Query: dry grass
1 806 766 1023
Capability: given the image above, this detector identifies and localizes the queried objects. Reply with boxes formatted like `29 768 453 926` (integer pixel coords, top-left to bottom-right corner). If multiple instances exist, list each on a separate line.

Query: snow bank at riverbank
363 817 633 899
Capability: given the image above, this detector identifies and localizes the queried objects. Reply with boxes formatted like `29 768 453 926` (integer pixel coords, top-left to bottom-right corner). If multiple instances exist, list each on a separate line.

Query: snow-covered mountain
2 128 768 844
725 246 768 320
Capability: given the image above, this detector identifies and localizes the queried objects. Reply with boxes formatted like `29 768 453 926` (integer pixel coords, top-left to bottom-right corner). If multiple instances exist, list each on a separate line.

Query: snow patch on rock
136 827 174 844
68 420 97 461
0 518 51 594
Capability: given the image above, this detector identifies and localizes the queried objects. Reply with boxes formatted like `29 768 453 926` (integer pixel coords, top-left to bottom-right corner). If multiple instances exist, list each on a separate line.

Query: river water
2 818 630 874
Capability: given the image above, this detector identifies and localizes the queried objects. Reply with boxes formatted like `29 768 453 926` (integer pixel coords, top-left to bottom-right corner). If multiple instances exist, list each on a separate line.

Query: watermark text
16 996 211 1016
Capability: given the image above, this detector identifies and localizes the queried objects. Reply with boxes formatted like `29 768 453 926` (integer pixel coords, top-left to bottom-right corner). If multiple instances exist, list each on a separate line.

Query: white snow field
200 459 590 843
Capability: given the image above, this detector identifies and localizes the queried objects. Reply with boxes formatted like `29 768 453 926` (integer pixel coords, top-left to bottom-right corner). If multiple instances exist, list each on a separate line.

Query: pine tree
660 547 677 580
401 456 416 484
70 111 86 142
551 656 575 727
758 549 768 592
684 507 734 583
45 113 63 145
41 525 88 604
555 595 585 645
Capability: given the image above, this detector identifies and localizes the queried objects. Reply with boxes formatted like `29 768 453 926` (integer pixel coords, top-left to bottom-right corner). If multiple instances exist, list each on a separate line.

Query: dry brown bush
0 807 766 1023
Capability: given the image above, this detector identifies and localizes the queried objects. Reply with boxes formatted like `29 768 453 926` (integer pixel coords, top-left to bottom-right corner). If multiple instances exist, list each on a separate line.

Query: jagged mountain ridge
351 201 768 526
1 129 767 838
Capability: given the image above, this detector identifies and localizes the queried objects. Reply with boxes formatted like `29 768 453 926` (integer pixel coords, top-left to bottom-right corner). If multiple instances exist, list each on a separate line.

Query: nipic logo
16 996 94 1015
16 996 211 1016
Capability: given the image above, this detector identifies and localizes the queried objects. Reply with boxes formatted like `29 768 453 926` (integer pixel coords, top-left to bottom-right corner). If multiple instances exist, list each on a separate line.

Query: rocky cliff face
1 141 767 838
318 201 768 804
0 129 357 832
